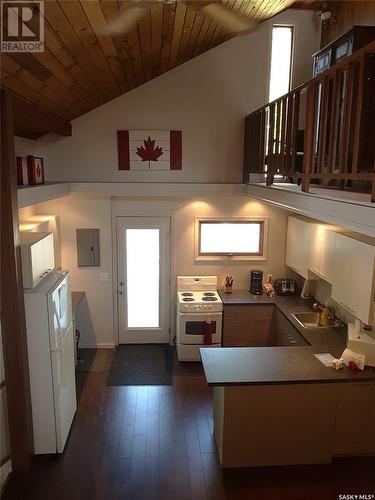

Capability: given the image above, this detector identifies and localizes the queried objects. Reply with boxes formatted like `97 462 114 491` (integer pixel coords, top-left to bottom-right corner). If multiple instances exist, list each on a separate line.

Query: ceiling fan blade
98 5 146 36
200 2 257 33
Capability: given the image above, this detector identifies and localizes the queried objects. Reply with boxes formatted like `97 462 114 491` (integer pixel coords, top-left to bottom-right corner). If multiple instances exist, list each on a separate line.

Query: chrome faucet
312 302 323 312
313 302 335 326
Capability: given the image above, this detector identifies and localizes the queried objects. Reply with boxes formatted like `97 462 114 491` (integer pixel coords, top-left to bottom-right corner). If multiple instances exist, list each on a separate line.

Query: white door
117 217 171 344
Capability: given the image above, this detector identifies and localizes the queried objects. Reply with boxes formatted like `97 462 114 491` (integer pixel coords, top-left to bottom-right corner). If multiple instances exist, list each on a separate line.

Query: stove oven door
178 312 222 344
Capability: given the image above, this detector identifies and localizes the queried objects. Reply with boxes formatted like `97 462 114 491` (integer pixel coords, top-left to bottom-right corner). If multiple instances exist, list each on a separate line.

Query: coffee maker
250 270 263 295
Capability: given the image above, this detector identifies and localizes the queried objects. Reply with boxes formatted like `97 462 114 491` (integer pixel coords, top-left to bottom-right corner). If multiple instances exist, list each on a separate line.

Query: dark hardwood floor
3 349 375 500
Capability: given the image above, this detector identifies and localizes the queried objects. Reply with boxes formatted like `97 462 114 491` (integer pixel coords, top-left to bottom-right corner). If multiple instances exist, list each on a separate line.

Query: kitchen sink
291 312 344 329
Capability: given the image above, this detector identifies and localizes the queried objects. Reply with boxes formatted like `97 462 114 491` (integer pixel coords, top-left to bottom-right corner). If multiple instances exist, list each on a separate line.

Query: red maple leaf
136 136 164 162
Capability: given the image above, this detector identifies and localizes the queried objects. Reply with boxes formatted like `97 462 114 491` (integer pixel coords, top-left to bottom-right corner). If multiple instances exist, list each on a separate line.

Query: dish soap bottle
320 302 331 326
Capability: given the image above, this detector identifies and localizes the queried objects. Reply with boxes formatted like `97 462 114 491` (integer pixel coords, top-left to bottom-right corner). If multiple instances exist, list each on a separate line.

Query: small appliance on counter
250 270 263 295
274 278 298 296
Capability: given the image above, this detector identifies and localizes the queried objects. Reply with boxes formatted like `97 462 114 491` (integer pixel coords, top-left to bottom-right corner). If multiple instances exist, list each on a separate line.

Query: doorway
116 217 171 344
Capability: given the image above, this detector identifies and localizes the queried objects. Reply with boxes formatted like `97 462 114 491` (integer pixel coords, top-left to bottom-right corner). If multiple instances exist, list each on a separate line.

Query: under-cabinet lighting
19 223 39 231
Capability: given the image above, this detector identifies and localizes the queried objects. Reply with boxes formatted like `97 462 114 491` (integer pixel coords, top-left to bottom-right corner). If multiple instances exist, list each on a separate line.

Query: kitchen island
200 291 375 468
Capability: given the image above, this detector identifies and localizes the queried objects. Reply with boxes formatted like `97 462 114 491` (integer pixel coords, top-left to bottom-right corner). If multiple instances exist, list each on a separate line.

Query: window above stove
194 217 268 262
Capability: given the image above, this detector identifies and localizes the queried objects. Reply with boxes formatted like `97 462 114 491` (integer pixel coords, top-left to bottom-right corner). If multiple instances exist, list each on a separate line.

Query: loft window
268 25 294 102
195 218 268 261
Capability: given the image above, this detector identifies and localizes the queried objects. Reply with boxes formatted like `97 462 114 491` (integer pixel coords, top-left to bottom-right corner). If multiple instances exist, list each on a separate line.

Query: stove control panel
180 303 222 312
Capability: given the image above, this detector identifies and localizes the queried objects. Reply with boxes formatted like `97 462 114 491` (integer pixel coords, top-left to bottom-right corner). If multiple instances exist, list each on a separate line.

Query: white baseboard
0 459 12 492
79 343 115 349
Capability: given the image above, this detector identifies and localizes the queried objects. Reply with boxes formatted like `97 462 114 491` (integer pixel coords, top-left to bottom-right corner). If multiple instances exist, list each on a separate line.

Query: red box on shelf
27 156 45 185
16 156 29 185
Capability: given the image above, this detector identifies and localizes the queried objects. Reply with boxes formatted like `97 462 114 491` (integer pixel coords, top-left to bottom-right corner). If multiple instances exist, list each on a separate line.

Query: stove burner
181 292 193 297
202 297 218 302
203 292 215 297
183 297 194 302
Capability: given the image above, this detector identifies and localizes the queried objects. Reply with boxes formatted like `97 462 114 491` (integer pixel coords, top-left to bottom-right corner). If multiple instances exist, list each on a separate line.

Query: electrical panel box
76 229 100 267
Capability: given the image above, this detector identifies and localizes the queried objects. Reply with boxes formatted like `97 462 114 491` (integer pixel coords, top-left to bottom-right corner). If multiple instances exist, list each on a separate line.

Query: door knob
119 290 124 295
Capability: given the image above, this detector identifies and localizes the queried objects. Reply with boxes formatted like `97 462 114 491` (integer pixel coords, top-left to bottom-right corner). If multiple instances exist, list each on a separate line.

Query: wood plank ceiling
1 0 311 136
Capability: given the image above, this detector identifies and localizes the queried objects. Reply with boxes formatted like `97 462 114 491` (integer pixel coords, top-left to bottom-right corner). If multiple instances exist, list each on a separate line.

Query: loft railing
243 39 375 202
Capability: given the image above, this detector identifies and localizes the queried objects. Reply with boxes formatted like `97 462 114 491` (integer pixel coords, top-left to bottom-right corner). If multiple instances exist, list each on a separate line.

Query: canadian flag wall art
117 130 182 171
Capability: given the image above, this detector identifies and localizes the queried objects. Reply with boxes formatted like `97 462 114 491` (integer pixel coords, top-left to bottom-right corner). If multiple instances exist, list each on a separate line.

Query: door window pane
126 229 159 328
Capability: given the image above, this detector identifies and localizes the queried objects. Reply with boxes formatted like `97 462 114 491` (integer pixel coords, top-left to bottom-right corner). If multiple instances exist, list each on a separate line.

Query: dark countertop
200 290 375 386
219 289 275 305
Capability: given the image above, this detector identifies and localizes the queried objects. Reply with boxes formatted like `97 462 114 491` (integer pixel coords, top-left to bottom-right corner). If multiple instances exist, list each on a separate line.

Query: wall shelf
17 181 375 237
18 183 70 208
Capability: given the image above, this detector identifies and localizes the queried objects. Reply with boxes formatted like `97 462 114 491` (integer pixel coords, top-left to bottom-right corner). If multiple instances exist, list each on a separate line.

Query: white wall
31 9 319 184
33 193 289 346
14 136 38 157
32 195 114 347
15 8 319 346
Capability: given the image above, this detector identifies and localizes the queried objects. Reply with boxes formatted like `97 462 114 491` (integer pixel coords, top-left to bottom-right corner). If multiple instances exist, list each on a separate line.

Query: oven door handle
179 312 222 317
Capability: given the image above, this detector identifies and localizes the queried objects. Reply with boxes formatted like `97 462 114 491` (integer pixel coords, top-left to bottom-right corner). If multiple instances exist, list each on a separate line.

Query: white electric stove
176 276 223 361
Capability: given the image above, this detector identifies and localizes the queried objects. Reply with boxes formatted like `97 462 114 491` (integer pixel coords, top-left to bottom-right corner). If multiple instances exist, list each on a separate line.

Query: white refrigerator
24 271 77 454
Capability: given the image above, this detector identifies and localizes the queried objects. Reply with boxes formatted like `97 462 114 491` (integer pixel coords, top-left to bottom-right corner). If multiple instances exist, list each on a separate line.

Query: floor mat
106 344 174 386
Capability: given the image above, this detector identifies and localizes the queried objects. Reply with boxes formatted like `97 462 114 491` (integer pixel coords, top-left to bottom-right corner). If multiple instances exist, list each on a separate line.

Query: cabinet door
43 233 55 273
269 309 308 346
30 240 45 287
319 229 336 283
333 383 372 455
253 308 274 346
222 306 255 347
285 217 311 279
223 306 273 347
310 225 336 283
332 233 375 323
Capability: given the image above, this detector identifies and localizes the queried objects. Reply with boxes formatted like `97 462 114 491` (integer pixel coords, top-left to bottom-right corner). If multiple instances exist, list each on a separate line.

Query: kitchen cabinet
222 305 273 347
332 233 375 324
333 382 375 455
20 232 55 289
269 308 309 346
285 216 312 279
214 383 337 467
310 225 336 283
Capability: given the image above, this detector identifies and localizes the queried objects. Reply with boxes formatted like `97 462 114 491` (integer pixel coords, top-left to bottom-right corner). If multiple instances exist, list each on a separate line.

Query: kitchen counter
203 290 375 468
200 290 375 386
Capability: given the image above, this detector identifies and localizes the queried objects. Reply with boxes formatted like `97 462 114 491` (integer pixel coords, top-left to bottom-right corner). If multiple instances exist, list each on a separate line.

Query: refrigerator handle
53 303 63 349
53 304 64 386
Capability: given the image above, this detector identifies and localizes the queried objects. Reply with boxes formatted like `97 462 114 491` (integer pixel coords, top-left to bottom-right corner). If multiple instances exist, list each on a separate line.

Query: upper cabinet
332 233 375 324
309 225 336 283
286 216 375 325
285 217 312 279
20 232 55 289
